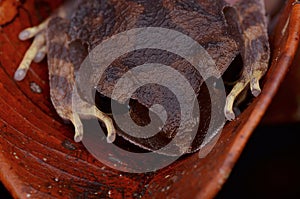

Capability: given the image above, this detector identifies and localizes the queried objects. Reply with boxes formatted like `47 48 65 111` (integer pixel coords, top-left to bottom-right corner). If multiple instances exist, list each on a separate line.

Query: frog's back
68 0 238 73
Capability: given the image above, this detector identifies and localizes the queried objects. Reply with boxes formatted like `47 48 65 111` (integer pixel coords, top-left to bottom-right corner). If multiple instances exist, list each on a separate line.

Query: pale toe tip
225 110 236 121
106 132 116 144
18 30 30 41
74 134 83 143
34 51 46 63
14 69 27 81
252 88 261 97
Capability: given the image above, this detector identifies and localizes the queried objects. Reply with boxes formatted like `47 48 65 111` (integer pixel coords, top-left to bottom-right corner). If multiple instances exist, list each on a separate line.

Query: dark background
216 124 300 199
1 124 299 198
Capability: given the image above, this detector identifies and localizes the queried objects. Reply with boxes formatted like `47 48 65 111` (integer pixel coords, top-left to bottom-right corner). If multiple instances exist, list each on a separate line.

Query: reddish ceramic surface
0 0 299 198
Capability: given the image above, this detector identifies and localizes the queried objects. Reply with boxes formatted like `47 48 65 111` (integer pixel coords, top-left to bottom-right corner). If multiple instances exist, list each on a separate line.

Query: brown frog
14 0 270 154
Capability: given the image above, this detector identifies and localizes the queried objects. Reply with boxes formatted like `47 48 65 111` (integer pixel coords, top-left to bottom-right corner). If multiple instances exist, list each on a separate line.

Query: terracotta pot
263 46 300 124
0 0 299 198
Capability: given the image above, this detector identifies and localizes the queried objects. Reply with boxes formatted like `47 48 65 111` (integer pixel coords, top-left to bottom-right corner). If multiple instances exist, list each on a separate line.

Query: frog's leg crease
14 20 49 81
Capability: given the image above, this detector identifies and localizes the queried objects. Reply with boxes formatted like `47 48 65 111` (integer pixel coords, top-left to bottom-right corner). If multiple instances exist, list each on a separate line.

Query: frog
14 0 270 154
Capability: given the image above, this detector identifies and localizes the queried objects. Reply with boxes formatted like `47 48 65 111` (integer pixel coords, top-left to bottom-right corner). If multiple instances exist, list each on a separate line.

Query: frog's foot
224 73 250 121
224 31 270 120
14 19 50 81
71 104 116 143
224 57 269 121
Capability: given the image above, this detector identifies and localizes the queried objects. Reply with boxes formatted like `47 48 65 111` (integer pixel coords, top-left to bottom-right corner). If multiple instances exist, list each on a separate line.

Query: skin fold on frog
14 0 270 153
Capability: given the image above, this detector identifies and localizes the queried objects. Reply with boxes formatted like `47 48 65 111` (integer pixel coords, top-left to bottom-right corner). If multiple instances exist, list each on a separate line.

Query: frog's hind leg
224 0 270 120
46 16 116 144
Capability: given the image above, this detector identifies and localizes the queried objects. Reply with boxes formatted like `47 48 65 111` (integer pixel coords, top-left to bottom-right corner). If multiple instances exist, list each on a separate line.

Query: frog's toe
14 32 46 81
18 19 50 41
224 77 250 121
19 27 39 41
71 113 84 142
34 46 47 63
89 106 116 143
250 69 267 97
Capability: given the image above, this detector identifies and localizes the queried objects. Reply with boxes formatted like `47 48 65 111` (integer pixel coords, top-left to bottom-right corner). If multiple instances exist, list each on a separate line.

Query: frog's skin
14 0 270 151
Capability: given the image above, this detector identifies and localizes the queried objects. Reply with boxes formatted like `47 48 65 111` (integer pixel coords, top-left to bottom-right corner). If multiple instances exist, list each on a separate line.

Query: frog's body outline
14 0 270 155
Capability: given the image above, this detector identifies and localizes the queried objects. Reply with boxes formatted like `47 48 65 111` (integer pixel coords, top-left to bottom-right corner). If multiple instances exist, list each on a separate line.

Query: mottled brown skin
15 0 270 155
